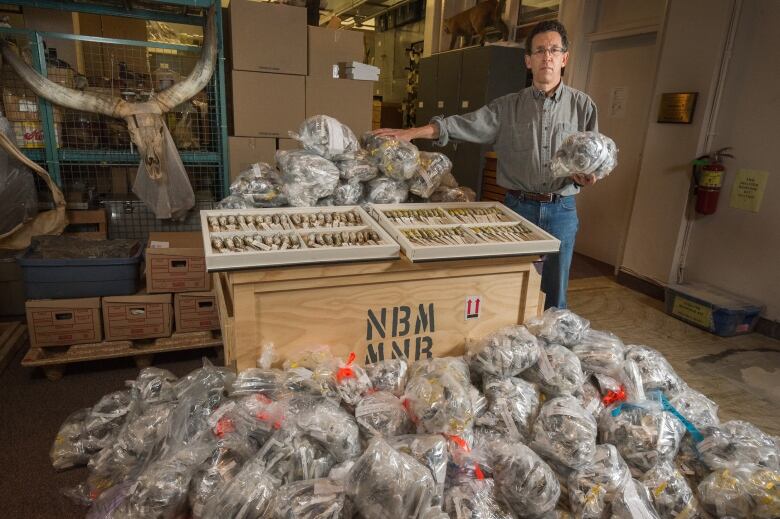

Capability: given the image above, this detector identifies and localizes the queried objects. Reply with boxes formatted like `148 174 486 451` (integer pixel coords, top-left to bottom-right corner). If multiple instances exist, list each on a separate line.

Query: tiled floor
568 275 780 435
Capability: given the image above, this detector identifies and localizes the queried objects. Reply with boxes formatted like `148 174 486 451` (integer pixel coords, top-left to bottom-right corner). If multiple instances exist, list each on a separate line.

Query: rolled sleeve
429 101 500 147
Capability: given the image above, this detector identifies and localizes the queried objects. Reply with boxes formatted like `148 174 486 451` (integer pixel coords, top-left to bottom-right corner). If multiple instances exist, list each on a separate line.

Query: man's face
524 31 569 85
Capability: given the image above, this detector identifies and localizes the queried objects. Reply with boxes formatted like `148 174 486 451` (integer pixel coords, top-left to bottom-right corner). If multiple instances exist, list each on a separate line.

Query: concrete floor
568 275 780 435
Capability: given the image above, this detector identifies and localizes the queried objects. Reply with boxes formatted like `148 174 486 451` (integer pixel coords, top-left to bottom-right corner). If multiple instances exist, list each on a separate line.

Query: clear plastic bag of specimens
409 152 452 198
698 463 780 519
531 395 598 470
403 357 476 436
527 307 591 347
477 376 540 441
599 398 686 473
365 357 408 396
571 329 625 376
551 131 618 180
362 133 421 180
366 176 409 204
489 439 561 518
276 149 340 207
346 437 437 519
696 420 780 471
567 443 631 519
466 324 541 378
639 459 706 519
355 390 413 438
610 478 660 519
623 345 686 397
199 454 277 519
123 440 214 519
668 386 719 431
522 343 585 397
336 149 379 182
296 397 361 462
388 434 449 508
332 179 364 206
443 478 515 519
189 433 257 518
429 186 477 203
228 163 288 208
290 115 360 161
267 478 346 519
51 408 92 470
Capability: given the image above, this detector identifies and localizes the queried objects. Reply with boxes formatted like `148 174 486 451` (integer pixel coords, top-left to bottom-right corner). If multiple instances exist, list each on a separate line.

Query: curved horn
154 6 217 112
0 40 124 117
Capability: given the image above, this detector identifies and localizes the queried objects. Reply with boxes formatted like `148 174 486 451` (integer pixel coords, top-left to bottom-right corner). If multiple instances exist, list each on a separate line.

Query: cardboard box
26 297 102 348
46 65 75 88
174 291 220 333
277 138 302 152
102 293 172 341
308 26 365 78
228 1 307 75
2 87 65 123
229 137 277 182
11 121 63 149
231 71 305 138
305 77 373 137
111 166 132 194
146 232 209 293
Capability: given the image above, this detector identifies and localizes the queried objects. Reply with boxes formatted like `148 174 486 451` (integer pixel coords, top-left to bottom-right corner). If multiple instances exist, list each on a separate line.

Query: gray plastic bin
18 243 142 299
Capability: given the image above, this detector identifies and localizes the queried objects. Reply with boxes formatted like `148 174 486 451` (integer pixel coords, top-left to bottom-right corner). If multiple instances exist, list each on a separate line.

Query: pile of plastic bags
51 308 780 519
218 115 475 209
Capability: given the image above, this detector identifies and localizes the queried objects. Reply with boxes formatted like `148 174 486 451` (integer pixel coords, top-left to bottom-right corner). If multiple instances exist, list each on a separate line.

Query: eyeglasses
531 46 566 57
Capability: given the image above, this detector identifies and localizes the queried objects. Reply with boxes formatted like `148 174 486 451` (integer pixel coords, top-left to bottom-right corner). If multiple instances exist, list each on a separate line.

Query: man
373 20 598 309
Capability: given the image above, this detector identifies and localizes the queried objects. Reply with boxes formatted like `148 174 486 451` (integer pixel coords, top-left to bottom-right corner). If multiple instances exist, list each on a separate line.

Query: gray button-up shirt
431 82 598 196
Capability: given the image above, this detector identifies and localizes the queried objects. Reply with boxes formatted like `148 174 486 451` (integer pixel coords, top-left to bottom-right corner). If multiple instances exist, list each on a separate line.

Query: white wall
620 0 736 284
682 0 780 319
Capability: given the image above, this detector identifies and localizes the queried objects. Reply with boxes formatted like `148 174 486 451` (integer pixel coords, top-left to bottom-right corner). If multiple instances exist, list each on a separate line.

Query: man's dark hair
525 20 569 54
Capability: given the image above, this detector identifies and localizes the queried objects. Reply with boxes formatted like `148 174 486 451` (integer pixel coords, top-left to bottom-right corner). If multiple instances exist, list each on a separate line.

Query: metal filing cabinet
416 45 527 198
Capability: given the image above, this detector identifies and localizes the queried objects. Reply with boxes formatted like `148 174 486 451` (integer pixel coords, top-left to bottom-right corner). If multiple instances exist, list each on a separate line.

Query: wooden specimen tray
368 202 560 261
22 330 222 381
200 206 399 271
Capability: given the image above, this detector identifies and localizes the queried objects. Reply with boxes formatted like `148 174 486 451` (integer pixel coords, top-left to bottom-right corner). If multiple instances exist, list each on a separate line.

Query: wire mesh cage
0 8 226 237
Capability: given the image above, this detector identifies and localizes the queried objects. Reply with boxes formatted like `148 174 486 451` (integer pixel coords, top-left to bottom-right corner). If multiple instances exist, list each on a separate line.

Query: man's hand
571 173 597 186
371 124 439 142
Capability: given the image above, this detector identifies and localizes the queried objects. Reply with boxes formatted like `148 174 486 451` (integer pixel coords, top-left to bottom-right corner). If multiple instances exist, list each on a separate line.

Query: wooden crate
215 254 542 371
481 152 507 202
64 209 108 240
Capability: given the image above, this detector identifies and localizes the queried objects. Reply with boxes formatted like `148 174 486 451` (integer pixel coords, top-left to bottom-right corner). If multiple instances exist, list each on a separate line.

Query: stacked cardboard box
1 65 67 148
225 1 374 181
25 232 219 348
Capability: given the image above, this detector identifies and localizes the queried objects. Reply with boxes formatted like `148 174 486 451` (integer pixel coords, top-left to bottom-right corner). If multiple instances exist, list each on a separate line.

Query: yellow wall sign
730 169 769 212
672 296 713 329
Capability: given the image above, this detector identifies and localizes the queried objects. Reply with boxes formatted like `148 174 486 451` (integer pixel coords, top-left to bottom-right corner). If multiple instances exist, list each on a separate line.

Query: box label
464 295 481 320
672 296 713 328
364 303 435 364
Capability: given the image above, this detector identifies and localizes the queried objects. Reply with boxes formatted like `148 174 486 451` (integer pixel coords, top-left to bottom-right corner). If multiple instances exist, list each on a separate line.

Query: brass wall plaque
658 92 698 123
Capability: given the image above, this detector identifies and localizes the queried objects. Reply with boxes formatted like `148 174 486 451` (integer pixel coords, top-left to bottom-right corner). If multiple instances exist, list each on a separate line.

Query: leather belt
507 190 561 203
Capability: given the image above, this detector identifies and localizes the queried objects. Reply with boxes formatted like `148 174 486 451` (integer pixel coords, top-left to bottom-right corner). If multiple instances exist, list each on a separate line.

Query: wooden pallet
22 330 222 381
0 322 27 375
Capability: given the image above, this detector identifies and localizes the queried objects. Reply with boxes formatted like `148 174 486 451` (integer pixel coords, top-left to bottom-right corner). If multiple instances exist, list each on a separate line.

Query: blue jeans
504 192 579 309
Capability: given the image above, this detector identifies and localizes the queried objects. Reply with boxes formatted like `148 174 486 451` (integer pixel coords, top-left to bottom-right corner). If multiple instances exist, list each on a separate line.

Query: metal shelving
0 0 228 238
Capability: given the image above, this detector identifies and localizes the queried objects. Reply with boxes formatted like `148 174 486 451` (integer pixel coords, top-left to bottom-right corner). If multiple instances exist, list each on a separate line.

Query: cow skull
0 7 217 219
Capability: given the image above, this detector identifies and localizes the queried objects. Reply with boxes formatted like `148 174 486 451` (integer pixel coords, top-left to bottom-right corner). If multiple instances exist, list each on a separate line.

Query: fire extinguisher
692 147 734 215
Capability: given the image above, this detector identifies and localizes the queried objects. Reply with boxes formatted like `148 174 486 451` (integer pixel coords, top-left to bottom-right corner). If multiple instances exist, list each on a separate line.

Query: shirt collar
532 81 565 102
